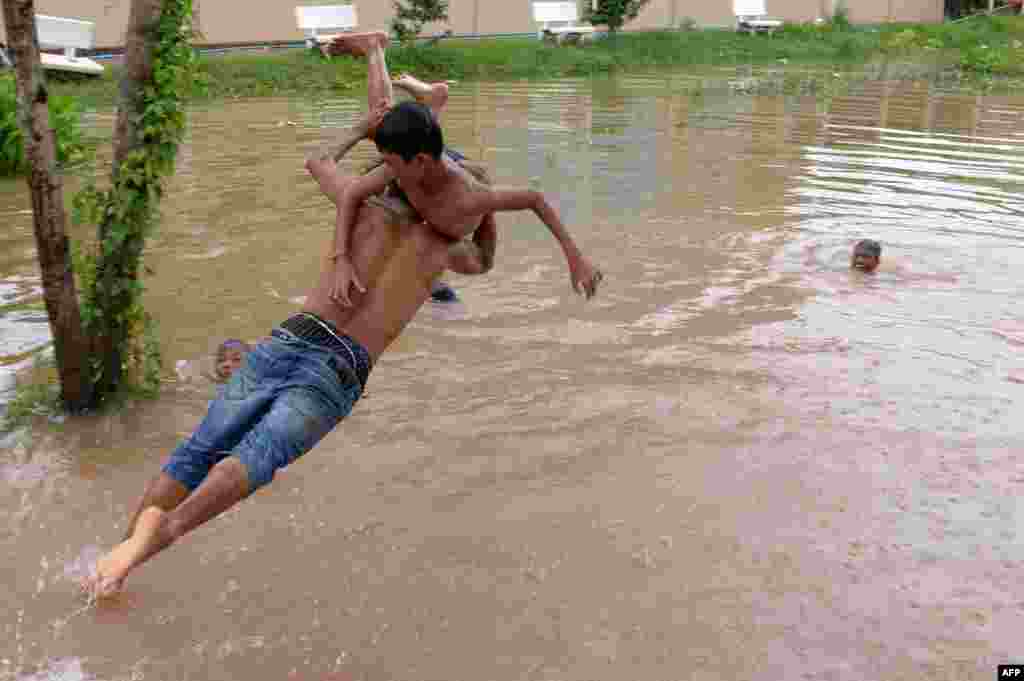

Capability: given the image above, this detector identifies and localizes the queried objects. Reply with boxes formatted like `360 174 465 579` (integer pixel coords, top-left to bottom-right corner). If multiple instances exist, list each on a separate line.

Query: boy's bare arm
332 165 394 259
447 213 497 276
461 186 603 298
328 165 396 305
462 186 576 255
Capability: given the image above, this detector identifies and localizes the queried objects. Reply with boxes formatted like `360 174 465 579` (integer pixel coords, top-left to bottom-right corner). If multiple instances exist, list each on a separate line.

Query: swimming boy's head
374 101 444 184
215 339 250 381
851 239 881 273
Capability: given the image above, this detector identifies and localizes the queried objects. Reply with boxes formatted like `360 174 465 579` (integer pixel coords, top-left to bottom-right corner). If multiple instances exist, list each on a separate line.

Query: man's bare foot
392 73 450 112
84 507 167 599
336 31 389 58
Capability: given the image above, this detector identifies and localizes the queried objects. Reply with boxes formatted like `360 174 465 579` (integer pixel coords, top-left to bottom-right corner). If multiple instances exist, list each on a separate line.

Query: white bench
733 0 782 34
533 2 596 45
35 14 104 77
295 5 358 49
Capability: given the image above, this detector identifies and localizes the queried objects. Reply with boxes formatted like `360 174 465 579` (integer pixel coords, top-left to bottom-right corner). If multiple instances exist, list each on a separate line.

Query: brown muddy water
1 64 1024 681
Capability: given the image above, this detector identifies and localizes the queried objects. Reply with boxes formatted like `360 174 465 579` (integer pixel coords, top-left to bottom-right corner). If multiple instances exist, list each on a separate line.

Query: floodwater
2 62 1024 680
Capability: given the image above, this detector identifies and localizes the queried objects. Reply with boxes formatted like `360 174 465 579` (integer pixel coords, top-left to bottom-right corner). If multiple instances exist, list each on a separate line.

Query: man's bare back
303 192 455 362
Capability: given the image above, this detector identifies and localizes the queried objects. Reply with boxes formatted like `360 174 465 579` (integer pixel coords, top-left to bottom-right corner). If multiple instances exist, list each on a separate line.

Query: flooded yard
1 62 1023 680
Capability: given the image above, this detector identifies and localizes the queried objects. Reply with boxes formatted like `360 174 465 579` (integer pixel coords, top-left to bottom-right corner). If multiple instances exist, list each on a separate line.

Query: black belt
278 313 370 389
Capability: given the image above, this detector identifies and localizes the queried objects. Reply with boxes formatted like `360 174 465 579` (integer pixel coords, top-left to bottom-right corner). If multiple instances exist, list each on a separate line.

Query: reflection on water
1 64 1023 680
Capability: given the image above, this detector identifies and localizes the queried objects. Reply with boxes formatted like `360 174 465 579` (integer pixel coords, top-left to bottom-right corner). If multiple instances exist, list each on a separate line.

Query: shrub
0 74 86 176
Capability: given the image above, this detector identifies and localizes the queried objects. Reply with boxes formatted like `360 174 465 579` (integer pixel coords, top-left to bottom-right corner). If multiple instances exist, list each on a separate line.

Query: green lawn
47 15 1024 108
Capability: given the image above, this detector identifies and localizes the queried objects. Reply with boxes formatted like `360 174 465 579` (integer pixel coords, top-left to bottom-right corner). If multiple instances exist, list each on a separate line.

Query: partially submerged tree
4 0 198 413
391 0 449 44
583 0 651 34
2 0 93 410
78 0 197 399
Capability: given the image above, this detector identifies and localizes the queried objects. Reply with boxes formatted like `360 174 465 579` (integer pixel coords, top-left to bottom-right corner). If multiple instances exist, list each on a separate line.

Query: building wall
2 0 944 50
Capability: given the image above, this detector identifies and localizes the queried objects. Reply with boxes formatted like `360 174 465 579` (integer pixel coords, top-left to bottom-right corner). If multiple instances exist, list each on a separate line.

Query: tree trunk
2 0 94 412
93 0 163 397
191 0 201 39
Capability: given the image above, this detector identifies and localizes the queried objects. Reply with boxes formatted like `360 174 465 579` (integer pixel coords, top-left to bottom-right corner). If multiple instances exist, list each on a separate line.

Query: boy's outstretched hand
570 255 603 299
330 255 366 307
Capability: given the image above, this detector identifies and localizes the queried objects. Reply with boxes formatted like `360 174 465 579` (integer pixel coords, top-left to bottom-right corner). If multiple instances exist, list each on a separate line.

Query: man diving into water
85 101 603 597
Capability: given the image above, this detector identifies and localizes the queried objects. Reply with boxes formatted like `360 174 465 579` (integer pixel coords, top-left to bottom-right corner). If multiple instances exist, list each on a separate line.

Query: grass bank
50 15 1024 108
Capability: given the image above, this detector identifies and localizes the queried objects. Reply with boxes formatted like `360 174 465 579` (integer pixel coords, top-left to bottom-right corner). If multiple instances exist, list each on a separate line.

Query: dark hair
853 239 881 258
374 101 444 162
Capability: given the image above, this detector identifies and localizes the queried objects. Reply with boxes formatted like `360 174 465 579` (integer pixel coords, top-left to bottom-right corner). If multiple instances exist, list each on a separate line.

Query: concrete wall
1 0 944 50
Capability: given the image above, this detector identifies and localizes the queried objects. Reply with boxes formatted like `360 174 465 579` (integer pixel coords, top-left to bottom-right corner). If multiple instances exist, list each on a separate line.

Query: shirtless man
84 109 508 597
325 32 603 307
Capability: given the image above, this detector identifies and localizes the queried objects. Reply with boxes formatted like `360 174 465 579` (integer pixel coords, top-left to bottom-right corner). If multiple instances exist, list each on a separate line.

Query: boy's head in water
851 239 881 273
214 339 250 381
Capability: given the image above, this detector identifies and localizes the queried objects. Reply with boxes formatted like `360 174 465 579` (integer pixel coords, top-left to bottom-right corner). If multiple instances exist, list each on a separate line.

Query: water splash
14 657 90 681
61 545 102 585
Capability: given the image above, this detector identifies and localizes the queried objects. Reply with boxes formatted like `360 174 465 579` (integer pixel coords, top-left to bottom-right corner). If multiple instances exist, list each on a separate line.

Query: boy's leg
90 352 354 597
365 35 394 116
92 457 251 596
393 74 450 122
89 341 283 596
340 32 394 119
121 472 189 540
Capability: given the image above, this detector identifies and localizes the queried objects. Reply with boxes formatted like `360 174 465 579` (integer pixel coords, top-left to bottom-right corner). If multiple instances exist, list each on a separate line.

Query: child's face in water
851 241 881 273
851 253 880 272
216 347 246 381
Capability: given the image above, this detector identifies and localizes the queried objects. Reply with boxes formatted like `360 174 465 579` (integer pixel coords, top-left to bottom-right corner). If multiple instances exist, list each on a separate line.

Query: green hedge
47 15 1024 109
0 74 87 176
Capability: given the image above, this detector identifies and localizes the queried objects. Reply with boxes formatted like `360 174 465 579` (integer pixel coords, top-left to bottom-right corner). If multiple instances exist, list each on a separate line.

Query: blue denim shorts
162 326 368 492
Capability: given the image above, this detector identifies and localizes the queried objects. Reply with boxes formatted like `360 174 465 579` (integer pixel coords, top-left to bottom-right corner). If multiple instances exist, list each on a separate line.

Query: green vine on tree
72 0 201 398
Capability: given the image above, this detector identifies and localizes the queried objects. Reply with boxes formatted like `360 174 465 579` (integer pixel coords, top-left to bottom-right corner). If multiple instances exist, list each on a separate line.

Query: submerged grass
1 353 61 430
49 15 1024 108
